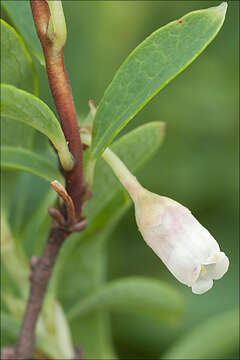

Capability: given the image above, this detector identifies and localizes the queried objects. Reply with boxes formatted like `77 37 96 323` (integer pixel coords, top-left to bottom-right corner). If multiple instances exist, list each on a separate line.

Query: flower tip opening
191 252 229 295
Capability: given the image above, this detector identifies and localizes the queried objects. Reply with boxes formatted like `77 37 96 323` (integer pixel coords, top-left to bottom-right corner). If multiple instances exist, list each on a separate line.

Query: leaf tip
211 2 228 18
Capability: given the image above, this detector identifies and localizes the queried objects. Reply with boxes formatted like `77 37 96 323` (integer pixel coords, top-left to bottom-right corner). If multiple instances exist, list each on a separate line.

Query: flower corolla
98 143 229 295
133 187 229 294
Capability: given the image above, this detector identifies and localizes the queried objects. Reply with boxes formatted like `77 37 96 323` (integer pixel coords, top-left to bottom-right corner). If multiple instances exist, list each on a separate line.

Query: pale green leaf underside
0 19 37 95
67 277 183 324
162 308 239 359
1 84 73 171
1 146 62 183
1 0 45 65
91 3 227 157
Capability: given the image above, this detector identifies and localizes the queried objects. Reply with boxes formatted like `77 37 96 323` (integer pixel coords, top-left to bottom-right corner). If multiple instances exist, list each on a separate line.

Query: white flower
133 187 229 294
97 143 229 295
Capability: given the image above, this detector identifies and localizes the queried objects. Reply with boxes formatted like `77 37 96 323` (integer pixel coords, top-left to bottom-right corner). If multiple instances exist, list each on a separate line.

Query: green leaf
1 84 74 171
0 19 37 94
68 277 184 324
1 146 62 183
162 308 239 359
1 0 45 65
91 2 227 157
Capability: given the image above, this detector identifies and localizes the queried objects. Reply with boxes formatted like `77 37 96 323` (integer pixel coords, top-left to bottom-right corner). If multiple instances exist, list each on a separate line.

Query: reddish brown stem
15 226 69 359
30 0 86 219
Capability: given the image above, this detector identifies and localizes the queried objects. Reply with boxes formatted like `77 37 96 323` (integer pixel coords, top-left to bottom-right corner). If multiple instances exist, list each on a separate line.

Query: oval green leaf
162 308 239 359
91 3 227 157
1 84 74 171
67 277 184 324
1 0 45 65
1 146 63 183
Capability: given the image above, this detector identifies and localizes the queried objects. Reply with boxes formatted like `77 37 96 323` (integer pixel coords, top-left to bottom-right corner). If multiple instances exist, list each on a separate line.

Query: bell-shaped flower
133 188 229 294
100 146 229 294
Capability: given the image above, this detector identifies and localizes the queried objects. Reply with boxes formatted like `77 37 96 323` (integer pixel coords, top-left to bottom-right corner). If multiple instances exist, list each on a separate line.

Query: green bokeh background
4 1 239 358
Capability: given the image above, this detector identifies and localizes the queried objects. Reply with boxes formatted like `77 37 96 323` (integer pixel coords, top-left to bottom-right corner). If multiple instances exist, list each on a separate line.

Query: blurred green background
11 1 239 358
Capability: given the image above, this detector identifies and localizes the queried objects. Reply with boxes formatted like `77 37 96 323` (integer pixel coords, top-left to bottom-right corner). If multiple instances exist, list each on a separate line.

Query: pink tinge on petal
192 278 213 295
189 264 201 286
